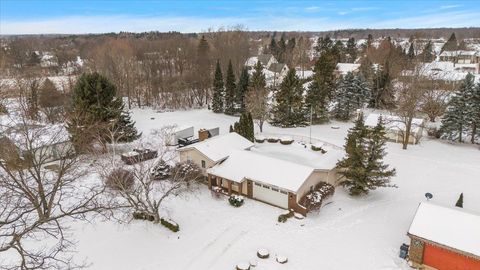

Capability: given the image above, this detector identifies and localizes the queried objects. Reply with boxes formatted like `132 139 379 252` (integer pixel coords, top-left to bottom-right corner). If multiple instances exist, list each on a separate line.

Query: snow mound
257 248 270 259
236 262 250 270
276 255 288 264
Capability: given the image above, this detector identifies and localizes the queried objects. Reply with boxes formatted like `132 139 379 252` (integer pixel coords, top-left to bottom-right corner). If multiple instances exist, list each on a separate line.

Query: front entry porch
207 174 252 198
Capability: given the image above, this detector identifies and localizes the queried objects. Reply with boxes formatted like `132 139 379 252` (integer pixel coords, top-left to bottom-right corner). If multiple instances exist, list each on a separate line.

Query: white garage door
253 182 288 209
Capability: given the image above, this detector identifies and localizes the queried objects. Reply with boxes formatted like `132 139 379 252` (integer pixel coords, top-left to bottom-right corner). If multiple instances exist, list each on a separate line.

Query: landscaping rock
236 262 250 270
276 255 288 264
257 248 269 259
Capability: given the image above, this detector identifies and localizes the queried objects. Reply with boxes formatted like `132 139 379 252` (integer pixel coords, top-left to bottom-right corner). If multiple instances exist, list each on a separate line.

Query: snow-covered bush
277 210 294 223
255 135 266 143
150 160 171 180
0 103 7 114
160 218 179 232
133 211 155 221
267 136 279 143
257 248 270 259
311 143 327 153
300 182 335 212
279 136 294 145
229 195 244 207
105 168 134 191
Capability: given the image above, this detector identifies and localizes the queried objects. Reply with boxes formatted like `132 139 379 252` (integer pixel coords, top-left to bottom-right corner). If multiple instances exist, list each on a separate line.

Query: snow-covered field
71 108 480 270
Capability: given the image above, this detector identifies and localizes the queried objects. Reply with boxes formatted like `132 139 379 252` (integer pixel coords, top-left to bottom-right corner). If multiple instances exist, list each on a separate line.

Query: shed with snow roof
407 202 480 270
364 113 425 145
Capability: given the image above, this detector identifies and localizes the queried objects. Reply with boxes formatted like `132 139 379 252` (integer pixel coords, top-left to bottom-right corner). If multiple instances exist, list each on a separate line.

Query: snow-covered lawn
72 108 480 270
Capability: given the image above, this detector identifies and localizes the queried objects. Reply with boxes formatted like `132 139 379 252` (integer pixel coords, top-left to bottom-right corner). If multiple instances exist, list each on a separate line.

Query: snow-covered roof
440 50 478 57
408 202 480 258
4 124 70 150
365 113 424 133
245 54 274 67
335 63 360 75
296 69 313 79
207 149 315 192
178 132 254 162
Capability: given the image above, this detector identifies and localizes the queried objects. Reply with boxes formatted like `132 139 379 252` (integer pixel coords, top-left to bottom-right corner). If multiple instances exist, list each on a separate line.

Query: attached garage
423 243 480 270
252 182 288 209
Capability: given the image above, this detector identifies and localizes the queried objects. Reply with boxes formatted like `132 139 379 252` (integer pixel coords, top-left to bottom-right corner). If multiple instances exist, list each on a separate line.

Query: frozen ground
69 108 480 270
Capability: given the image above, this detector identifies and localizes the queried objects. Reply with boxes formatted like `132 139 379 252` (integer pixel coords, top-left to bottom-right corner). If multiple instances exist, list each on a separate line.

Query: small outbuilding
407 202 480 270
365 113 425 144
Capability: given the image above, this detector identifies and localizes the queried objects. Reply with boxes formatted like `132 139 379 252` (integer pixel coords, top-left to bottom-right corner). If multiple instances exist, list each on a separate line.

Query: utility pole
309 105 313 144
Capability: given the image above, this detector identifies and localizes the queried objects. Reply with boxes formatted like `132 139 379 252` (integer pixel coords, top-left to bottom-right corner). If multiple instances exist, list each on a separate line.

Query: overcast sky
1 0 479 35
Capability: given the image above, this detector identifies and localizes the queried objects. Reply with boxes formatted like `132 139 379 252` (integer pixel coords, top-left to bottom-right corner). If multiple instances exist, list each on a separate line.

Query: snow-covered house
334 63 360 77
407 202 480 270
177 132 254 172
364 113 425 144
439 50 479 64
245 54 277 70
0 124 73 164
245 54 289 86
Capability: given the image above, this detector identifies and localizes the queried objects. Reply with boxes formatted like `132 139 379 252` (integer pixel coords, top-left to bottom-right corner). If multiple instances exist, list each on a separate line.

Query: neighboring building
364 113 425 145
334 63 361 77
0 124 73 164
179 132 343 215
245 54 289 86
177 132 254 172
407 203 480 270
439 50 479 64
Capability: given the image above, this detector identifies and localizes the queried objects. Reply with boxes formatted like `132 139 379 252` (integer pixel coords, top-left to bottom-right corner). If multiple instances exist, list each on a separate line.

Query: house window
201 160 206 168
254 182 261 186
280 190 288 195
272 188 279 192
262 184 270 189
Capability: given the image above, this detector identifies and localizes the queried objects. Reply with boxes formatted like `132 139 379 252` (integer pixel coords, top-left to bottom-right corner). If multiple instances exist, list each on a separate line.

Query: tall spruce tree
369 63 395 109
442 33 458 52
224 60 236 115
407 43 415 59
333 72 370 121
305 51 336 124
271 68 307 127
346 37 357 63
236 66 249 114
68 72 139 149
468 82 480 143
233 112 254 142
212 60 224 113
421 41 434 62
440 74 475 142
337 115 395 196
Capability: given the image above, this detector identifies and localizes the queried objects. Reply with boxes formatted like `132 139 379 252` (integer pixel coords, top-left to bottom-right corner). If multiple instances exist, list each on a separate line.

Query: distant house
334 63 360 77
245 54 289 86
178 132 343 215
0 124 73 164
407 203 480 270
364 113 425 145
439 50 479 64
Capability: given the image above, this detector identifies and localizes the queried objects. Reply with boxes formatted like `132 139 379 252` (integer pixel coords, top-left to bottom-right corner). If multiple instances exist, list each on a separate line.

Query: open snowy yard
72 108 480 270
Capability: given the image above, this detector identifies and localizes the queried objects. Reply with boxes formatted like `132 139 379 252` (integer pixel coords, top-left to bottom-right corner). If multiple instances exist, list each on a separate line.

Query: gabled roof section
207 149 315 193
178 132 254 163
408 202 480 258
365 113 424 133
268 62 287 73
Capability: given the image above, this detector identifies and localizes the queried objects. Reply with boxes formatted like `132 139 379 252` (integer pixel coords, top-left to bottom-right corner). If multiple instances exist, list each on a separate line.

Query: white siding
252 182 288 209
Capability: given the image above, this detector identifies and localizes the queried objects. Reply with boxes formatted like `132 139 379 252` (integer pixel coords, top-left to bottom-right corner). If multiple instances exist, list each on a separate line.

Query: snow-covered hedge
300 182 335 212
132 211 155 221
278 210 294 223
105 168 134 191
311 143 327 153
279 136 294 145
236 262 250 270
267 136 279 143
257 248 270 259
276 255 288 264
255 135 266 143
160 217 179 232
229 195 244 207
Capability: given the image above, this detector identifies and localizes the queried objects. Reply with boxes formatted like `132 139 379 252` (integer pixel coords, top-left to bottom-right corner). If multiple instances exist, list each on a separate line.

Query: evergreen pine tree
369 64 395 109
272 68 306 127
305 51 336 124
455 193 464 208
440 74 475 142
68 72 139 149
421 41 434 62
224 60 236 115
211 60 224 113
26 81 40 120
468 82 480 143
333 72 370 121
442 33 458 51
337 115 395 196
269 37 277 57
346 37 357 63
235 66 249 114
407 43 415 59
233 112 254 142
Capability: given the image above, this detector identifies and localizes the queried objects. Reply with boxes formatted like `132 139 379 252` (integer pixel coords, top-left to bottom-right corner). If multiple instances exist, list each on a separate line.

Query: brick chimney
198 129 210 142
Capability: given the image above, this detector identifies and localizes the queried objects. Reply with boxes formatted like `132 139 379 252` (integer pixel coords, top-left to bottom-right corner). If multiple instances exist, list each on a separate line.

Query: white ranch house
365 113 425 145
178 132 343 215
